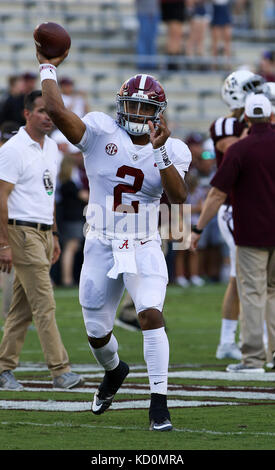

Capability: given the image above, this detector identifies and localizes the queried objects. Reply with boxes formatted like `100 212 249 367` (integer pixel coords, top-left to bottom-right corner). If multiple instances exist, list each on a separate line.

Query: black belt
8 219 52 231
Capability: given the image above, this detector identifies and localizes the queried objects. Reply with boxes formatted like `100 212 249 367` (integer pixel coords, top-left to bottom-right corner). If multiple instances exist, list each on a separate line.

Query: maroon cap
22 72 37 80
186 132 204 145
59 76 74 86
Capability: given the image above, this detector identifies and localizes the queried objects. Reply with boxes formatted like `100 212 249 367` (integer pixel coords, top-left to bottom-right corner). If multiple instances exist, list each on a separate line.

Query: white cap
245 93 272 118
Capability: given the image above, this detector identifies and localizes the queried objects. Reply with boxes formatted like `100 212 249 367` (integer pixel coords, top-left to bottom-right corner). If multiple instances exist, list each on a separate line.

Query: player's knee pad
79 271 106 309
135 276 167 314
82 307 114 338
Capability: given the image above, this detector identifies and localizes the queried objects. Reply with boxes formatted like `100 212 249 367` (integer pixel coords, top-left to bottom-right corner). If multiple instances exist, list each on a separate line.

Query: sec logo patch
105 143 118 156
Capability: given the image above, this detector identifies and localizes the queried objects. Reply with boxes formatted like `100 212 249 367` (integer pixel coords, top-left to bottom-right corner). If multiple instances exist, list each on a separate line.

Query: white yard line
15 363 275 382
130 371 275 381
0 399 239 412
1 420 275 437
81 371 275 382
16 363 146 372
15 383 275 401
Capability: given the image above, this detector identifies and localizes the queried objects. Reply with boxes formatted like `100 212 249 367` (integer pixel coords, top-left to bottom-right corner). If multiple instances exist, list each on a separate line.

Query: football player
36 50 191 432
208 70 264 360
263 81 275 122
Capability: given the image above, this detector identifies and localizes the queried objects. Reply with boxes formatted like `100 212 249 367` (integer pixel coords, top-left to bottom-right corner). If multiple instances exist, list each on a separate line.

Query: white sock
220 319 238 345
143 327 169 395
89 334 119 371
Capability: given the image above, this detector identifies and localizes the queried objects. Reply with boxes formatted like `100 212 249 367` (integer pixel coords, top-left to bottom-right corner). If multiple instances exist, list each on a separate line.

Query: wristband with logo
39 64 57 83
153 145 172 170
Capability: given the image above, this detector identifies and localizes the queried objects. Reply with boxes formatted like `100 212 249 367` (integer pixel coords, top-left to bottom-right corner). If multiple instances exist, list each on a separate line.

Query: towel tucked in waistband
107 239 138 279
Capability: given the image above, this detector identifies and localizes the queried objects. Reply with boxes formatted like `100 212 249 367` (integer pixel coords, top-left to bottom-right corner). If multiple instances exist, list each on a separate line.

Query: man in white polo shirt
0 90 84 390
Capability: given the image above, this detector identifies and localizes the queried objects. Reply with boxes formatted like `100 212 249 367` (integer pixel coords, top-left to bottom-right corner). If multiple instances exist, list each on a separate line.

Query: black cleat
149 418 173 432
149 393 173 431
91 360 129 415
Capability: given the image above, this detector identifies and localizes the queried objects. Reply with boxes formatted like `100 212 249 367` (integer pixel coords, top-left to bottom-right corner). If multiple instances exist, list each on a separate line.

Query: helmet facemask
117 95 166 135
222 71 265 110
242 76 265 95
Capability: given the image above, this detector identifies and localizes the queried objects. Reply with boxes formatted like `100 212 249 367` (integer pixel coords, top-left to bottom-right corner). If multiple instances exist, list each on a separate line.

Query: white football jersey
76 112 191 239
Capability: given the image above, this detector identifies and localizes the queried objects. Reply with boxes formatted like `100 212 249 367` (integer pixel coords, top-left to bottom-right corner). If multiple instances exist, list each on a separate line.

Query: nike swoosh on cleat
92 402 103 413
92 391 114 414
92 395 103 413
153 381 164 385
153 422 172 431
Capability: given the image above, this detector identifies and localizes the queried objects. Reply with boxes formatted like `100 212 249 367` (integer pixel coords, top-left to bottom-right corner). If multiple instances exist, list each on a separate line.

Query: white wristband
153 145 172 170
39 63 57 83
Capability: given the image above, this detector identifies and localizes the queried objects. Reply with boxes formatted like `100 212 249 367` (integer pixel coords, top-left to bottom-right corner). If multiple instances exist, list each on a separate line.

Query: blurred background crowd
0 0 275 291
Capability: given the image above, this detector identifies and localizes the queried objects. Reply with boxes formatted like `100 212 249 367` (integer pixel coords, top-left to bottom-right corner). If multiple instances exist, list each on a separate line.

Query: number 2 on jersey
113 165 144 213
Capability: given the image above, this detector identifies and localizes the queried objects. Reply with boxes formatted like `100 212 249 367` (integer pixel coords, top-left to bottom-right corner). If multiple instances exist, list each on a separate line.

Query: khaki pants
236 246 275 367
0 225 70 377
1 267 15 319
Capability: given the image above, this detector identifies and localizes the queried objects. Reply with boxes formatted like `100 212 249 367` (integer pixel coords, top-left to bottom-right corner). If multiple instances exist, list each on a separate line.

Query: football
33 22 71 59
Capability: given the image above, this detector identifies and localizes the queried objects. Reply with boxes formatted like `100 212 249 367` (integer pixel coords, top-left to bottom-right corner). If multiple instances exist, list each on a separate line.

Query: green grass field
1 283 275 453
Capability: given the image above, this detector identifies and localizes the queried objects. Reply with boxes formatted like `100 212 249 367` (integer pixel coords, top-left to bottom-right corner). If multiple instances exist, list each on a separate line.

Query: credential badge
43 169 54 196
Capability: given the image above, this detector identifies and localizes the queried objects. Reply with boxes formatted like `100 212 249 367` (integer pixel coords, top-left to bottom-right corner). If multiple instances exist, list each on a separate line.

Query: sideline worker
0 90 84 390
191 93 275 373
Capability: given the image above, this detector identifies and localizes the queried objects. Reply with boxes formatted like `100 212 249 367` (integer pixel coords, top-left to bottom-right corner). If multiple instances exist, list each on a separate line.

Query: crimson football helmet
116 74 167 135
221 70 265 110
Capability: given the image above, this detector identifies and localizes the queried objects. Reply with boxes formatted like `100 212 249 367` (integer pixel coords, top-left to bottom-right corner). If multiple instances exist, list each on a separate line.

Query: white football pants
79 238 168 338
217 204 236 278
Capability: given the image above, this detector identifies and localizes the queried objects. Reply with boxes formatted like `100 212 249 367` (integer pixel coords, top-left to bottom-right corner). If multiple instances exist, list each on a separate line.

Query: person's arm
190 187 227 250
36 49 86 145
216 136 239 153
215 126 248 153
0 180 14 273
148 114 188 203
51 202 61 265
192 139 242 250
78 189 89 203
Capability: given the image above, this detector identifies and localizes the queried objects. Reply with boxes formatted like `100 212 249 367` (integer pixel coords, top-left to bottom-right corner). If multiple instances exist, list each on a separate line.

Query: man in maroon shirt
210 70 264 361
191 93 275 372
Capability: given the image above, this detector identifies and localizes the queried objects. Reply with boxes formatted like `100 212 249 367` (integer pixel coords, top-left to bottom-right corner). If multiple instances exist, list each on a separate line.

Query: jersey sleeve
0 144 22 184
75 111 117 153
210 117 246 144
170 138 192 179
